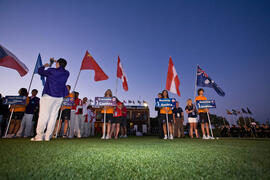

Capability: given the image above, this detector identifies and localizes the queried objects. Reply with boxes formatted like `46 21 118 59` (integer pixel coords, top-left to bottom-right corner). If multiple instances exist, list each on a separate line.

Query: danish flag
166 57 180 96
117 56 128 91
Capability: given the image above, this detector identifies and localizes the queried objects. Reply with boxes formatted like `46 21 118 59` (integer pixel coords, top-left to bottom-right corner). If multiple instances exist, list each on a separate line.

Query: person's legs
14 120 21 135
169 123 173 136
163 123 167 137
174 119 179 137
44 97 63 140
63 120 69 136
189 123 193 138
205 123 210 136
8 119 16 134
180 119 185 137
79 115 84 137
115 123 120 139
110 123 115 138
16 115 26 137
24 114 34 137
53 118 62 137
68 111 75 138
107 122 111 138
194 123 199 138
201 123 206 137
35 95 54 140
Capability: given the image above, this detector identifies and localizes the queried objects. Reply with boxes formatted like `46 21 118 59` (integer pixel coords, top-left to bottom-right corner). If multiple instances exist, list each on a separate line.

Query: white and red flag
117 56 128 91
166 57 180 96
0 44 28 77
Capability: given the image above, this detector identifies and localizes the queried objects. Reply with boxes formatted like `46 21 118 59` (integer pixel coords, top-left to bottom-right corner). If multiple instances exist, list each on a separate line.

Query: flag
117 56 128 91
137 100 141 104
123 100 127 104
80 51 109 81
232 109 238 116
0 44 28 76
242 108 248 114
197 65 225 97
247 108 252 115
34 54 45 86
226 109 232 115
132 101 135 104
128 100 132 104
166 57 180 96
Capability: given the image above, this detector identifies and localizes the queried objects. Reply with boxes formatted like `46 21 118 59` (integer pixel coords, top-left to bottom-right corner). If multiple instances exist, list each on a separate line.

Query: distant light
143 103 148 107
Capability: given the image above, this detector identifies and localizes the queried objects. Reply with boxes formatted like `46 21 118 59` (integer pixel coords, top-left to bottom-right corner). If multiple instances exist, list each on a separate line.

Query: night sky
0 0 270 123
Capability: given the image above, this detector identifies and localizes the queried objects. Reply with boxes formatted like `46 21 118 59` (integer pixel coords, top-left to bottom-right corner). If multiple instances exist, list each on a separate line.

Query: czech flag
166 57 180 96
0 44 28 77
117 56 128 91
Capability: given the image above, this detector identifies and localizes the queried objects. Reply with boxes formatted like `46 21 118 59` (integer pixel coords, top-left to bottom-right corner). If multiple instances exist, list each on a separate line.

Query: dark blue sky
0 0 270 123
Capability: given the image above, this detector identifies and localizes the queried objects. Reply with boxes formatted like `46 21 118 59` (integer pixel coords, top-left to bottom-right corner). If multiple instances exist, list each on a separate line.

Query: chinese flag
80 51 109 81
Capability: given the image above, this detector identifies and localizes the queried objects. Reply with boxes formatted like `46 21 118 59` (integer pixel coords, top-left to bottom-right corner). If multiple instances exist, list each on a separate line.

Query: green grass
0 137 270 180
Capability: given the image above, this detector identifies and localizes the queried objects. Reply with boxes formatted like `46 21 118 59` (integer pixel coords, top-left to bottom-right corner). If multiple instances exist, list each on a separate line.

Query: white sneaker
163 135 168 140
106 136 110 140
44 138 50 141
202 135 207 139
169 135 174 140
209 136 215 139
30 137 43 141
124 135 127 138
7 134 15 138
207 135 211 139
101 135 105 139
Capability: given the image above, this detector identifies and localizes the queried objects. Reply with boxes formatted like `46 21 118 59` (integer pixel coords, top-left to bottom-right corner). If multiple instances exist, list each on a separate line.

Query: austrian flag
117 56 128 91
166 57 180 96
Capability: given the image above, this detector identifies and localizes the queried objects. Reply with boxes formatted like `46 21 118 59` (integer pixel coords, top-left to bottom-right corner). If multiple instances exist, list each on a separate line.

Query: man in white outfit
82 97 91 137
89 107 96 136
31 58 69 141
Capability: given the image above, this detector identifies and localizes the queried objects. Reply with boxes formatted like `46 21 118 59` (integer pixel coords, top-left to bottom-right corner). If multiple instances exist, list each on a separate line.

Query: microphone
49 58 55 67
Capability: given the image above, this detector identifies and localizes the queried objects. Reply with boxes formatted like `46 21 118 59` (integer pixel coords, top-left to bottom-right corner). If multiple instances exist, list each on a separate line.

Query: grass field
0 137 270 180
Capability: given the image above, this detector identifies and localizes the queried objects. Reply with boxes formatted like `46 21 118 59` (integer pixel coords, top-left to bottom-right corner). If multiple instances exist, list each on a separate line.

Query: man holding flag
31 58 69 141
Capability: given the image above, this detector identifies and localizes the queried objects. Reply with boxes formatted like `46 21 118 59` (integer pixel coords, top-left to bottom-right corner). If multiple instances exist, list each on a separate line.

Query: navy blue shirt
172 107 183 118
38 67 69 98
25 96 40 114
185 105 197 118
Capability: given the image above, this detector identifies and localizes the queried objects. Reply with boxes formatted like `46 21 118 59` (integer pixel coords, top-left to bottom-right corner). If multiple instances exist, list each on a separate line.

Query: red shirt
113 102 123 117
122 106 127 117
72 98 83 114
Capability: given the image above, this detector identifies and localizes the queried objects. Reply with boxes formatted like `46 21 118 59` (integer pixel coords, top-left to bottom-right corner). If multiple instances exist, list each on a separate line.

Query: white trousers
68 110 76 138
83 122 90 137
74 114 84 138
35 94 63 140
16 113 33 137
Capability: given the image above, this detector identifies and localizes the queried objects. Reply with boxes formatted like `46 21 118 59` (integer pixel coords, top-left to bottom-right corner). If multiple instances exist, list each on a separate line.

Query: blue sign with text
95 97 117 106
155 98 176 107
196 100 216 109
4 96 27 105
62 97 74 107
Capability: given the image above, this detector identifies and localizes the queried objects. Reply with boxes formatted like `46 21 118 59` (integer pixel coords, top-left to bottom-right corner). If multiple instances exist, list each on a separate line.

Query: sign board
4 96 27 105
95 97 117 106
62 97 74 107
196 100 216 109
155 98 176 107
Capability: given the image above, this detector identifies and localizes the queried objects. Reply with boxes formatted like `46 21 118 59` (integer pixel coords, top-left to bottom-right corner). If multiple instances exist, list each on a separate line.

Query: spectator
173 101 184 138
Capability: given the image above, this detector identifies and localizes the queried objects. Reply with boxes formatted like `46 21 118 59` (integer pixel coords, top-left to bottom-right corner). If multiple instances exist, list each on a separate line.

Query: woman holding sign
101 89 114 140
195 89 213 139
160 90 174 140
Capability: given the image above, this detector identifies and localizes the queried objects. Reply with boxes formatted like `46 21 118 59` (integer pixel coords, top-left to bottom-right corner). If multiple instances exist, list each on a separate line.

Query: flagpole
27 71 35 93
73 70 81 92
193 64 198 102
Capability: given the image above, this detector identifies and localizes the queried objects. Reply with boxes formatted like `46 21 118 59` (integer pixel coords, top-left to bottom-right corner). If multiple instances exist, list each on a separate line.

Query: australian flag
197 65 225 97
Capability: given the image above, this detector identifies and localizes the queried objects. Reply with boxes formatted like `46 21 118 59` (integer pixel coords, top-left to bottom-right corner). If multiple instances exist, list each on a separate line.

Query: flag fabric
226 109 232 115
166 57 180 96
242 108 248 114
132 101 135 104
0 44 28 76
123 100 127 104
80 51 109 81
247 108 252 115
137 100 141 104
34 54 45 86
197 65 225 97
128 100 132 104
117 56 128 91
232 109 238 116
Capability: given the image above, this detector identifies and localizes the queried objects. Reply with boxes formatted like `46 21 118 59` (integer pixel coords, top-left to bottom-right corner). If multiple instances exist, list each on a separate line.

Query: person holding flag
31 58 69 141
195 88 213 139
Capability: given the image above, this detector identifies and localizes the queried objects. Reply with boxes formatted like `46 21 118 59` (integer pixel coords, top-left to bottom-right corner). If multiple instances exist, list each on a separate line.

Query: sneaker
163 135 168 140
124 135 128 138
101 135 105 139
207 135 212 139
209 136 215 139
7 134 15 138
169 135 174 140
202 135 207 139
23 136 28 138
62 135 67 138
105 135 110 140
30 137 43 141
120 135 123 138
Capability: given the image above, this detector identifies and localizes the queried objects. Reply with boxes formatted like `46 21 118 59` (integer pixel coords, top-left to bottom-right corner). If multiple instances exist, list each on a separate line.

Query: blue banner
95 97 117 106
4 96 27 105
196 100 216 109
62 97 74 107
155 98 176 107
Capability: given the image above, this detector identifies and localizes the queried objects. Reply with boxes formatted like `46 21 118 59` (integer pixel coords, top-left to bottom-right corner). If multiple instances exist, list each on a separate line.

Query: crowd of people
155 88 214 140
